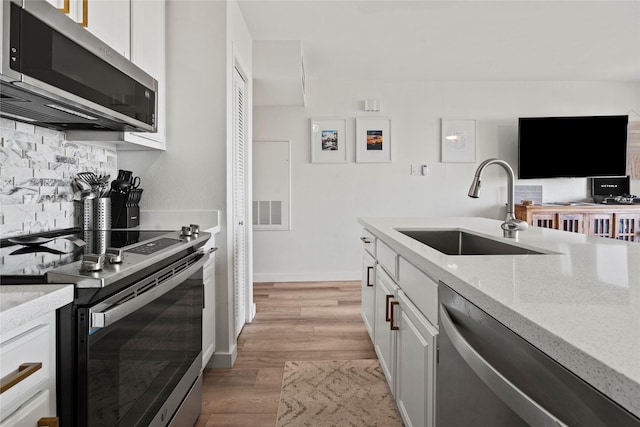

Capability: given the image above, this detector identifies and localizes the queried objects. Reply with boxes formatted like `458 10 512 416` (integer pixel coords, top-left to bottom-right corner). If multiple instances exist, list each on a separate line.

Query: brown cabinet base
515 204 640 242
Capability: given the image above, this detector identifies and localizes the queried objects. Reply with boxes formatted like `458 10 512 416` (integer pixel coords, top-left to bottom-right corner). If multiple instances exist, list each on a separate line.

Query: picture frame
441 118 476 163
310 118 348 163
355 118 391 163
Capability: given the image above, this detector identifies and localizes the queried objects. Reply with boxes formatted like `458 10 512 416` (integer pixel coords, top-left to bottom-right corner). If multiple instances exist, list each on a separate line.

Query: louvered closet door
233 65 247 338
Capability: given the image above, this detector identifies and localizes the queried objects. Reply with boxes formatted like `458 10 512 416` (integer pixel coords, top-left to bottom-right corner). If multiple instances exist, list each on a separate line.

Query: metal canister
94 198 111 230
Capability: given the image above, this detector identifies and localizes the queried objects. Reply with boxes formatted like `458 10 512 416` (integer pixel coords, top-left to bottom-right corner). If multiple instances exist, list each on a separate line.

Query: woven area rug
275 359 403 427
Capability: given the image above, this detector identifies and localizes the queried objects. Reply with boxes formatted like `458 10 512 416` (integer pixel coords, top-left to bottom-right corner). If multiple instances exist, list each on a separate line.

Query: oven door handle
90 250 211 330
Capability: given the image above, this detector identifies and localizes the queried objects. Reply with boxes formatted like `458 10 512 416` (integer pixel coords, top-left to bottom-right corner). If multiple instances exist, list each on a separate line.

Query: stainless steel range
1 225 212 427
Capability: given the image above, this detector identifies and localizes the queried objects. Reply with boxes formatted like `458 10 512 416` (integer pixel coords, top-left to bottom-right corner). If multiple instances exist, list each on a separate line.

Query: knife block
111 193 140 228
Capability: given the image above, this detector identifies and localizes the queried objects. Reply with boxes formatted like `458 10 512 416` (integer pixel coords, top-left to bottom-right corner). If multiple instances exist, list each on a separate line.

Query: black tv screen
518 115 629 179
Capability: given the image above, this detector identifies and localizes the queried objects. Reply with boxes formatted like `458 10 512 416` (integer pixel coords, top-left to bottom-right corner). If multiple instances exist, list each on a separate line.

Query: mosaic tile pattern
0 119 117 238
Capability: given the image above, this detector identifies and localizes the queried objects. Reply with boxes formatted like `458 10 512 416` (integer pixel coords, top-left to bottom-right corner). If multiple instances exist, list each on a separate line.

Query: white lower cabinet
361 232 439 426
361 251 376 340
374 266 399 394
395 290 438 427
203 246 217 368
0 313 57 427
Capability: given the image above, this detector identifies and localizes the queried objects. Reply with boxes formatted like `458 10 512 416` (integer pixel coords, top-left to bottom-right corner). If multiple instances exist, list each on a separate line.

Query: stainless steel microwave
0 0 158 132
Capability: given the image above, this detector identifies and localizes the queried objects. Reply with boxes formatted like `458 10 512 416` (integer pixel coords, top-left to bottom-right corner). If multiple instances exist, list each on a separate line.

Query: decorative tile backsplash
0 119 117 238
514 184 543 205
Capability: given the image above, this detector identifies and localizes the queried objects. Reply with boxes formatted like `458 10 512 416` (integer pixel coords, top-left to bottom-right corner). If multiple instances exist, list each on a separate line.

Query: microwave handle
439 305 569 427
90 250 209 329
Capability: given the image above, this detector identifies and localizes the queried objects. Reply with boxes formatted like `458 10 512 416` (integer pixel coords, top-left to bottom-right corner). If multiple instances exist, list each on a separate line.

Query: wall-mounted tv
518 115 629 179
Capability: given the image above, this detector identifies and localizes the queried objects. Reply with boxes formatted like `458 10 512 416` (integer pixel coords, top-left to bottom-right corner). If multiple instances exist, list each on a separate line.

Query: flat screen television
518 115 629 179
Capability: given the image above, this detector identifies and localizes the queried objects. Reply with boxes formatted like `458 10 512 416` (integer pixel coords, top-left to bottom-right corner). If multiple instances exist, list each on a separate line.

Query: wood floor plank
196 280 375 426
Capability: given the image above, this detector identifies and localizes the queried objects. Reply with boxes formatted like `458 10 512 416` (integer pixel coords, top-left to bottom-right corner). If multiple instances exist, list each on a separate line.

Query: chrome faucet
468 158 528 238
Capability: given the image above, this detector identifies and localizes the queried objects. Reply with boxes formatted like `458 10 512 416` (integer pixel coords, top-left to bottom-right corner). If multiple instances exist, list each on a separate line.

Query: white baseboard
206 344 237 369
252 271 361 283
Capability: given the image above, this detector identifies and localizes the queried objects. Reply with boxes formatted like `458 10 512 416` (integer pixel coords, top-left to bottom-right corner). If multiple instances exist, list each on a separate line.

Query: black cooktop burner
0 228 172 283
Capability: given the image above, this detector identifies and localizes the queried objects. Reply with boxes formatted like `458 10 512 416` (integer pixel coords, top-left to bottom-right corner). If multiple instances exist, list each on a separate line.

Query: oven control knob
105 248 123 264
181 226 193 237
81 254 105 272
190 224 200 234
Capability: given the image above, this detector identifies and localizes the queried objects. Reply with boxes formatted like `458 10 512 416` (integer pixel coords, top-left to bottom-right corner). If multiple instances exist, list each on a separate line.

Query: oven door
65 251 206 427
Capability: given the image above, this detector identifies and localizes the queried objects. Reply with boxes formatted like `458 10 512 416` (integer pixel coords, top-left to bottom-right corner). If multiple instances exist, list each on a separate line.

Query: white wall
118 0 252 368
252 80 640 282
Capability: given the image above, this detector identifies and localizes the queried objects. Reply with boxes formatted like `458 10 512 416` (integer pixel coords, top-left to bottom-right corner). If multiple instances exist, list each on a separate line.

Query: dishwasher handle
439 304 569 427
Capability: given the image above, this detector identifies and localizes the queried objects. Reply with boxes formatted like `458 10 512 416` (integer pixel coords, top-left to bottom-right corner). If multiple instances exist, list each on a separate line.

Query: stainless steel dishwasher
437 283 640 427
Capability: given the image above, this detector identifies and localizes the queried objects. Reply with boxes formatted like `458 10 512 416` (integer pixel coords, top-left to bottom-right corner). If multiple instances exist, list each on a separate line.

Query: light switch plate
411 164 427 176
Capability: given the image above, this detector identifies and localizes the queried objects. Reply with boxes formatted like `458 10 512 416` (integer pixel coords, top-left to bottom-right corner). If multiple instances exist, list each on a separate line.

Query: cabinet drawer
360 229 376 257
377 240 398 280
0 324 51 420
0 389 50 427
398 257 438 326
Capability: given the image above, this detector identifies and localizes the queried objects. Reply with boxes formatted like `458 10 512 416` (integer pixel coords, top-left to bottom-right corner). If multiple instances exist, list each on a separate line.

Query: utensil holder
95 198 112 230
83 199 94 230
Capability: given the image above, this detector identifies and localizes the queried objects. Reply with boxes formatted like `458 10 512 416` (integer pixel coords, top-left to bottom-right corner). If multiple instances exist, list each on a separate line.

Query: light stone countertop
0 284 74 335
359 216 640 419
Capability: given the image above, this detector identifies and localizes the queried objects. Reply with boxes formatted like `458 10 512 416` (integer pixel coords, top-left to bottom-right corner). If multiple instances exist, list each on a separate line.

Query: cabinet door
374 267 398 395
46 0 83 23
361 251 376 341
360 229 376 257
202 250 216 367
47 0 131 62
0 312 57 424
85 0 131 58
558 213 584 233
124 0 167 148
614 213 640 241
530 213 556 229
586 213 613 238
396 291 437 427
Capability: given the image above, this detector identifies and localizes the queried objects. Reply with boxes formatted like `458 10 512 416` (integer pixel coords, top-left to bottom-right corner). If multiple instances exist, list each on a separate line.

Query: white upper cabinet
123 0 166 149
47 0 131 58
49 0 166 150
84 0 131 58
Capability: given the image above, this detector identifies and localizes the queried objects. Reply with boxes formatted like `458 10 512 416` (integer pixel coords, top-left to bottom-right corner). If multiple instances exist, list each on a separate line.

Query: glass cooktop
0 228 172 282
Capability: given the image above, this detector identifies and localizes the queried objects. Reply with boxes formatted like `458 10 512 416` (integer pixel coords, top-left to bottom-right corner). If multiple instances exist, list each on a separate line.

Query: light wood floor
195 281 376 427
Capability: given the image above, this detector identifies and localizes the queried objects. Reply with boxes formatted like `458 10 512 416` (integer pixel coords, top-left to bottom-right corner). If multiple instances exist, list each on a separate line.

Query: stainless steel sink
396 229 546 255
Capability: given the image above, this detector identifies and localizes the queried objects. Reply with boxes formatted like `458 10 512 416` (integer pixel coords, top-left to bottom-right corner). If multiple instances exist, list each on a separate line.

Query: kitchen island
359 216 640 420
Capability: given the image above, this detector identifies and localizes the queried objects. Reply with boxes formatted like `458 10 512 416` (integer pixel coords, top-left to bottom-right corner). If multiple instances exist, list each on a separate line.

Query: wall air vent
252 140 291 231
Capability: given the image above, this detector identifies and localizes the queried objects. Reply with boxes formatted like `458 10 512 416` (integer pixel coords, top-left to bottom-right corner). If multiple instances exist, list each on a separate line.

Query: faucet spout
468 158 528 238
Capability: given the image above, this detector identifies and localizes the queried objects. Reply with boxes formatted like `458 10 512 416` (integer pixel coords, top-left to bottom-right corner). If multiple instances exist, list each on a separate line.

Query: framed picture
441 118 476 163
356 118 391 163
310 118 348 163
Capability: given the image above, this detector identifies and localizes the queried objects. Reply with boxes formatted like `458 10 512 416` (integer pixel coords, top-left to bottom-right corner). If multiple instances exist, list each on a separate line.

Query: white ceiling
237 0 640 82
